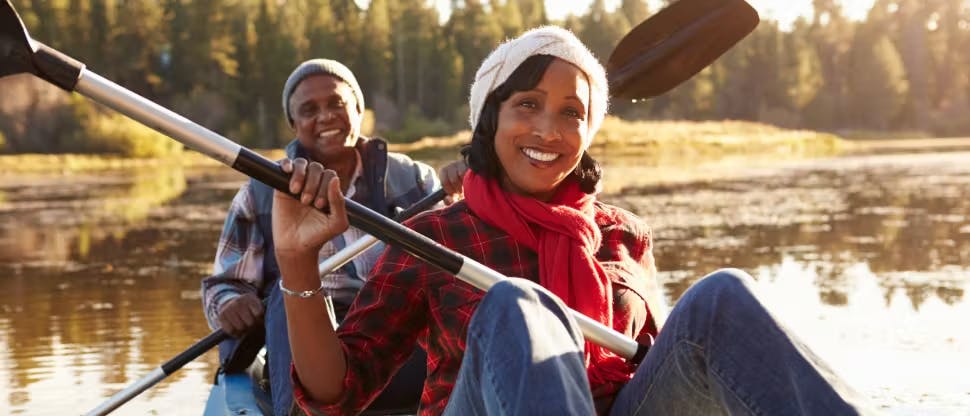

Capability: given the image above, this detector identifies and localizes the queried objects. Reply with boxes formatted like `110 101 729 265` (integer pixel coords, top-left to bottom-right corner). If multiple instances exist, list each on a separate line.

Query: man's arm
200 182 267 337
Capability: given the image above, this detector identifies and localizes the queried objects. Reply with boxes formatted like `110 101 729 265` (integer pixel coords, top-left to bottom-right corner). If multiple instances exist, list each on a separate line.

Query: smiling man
201 59 439 416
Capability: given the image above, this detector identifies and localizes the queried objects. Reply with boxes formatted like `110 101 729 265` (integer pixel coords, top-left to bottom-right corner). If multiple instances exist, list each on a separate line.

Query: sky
538 0 877 24
395 0 879 28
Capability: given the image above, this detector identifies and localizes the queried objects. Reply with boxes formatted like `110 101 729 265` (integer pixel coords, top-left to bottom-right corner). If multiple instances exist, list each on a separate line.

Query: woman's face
289 74 362 164
494 58 590 201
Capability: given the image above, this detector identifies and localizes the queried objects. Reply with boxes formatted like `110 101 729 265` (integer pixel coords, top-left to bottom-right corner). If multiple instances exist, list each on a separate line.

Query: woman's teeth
522 147 558 162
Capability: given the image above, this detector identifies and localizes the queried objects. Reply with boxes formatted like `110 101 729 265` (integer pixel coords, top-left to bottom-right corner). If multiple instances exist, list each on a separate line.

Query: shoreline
3 131 969 175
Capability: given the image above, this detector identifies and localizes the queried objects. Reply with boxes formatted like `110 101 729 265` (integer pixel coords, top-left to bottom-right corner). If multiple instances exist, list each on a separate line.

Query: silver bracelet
278 279 325 298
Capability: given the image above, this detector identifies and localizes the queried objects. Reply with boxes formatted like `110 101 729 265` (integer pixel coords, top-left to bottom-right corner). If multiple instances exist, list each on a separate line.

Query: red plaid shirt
293 200 659 416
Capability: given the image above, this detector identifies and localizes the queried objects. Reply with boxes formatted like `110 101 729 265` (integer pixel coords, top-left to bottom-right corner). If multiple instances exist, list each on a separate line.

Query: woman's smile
521 146 560 163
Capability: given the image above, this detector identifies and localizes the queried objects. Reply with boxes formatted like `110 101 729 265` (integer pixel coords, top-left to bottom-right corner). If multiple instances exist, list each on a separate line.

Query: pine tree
445 0 504 99
620 0 650 26
848 28 909 129
577 0 631 65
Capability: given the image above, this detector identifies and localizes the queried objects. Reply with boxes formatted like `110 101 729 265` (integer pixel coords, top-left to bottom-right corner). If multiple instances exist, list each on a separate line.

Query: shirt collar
345 149 363 198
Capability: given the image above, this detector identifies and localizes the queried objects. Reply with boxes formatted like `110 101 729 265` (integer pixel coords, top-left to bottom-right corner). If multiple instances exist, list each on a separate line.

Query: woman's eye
563 107 583 119
517 99 538 109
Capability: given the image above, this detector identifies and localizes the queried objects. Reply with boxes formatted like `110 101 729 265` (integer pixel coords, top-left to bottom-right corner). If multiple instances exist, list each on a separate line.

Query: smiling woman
271 25 877 416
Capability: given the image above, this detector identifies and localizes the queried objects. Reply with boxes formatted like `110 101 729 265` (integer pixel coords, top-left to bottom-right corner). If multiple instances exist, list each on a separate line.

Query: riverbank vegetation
0 118 848 173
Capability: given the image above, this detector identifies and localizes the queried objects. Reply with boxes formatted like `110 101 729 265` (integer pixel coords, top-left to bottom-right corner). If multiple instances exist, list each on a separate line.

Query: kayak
203 349 272 416
203 347 423 416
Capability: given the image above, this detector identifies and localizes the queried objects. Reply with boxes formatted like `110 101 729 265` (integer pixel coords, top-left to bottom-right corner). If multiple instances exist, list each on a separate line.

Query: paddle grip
162 329 228 375
32 42 83 91
630 342 650 366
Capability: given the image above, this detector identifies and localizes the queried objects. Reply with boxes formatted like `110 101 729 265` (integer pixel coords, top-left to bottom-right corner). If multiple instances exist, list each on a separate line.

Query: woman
273 27 873 415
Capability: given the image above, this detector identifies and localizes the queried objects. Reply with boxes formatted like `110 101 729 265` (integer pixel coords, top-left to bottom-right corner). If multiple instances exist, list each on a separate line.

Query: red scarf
462 171 633 386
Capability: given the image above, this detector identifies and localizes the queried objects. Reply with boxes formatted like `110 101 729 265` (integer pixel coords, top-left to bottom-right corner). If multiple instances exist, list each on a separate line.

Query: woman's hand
438 159 468 205
272 158 349 259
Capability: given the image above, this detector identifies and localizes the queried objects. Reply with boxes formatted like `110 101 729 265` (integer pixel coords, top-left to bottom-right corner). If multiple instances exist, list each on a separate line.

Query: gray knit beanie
282 59 365 126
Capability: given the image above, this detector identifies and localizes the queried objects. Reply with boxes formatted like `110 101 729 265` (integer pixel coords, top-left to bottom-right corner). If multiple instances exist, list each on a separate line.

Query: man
202 59 441 415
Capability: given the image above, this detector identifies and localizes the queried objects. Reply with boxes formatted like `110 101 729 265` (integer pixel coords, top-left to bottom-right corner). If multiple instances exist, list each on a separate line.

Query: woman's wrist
275 246 321 263
276 251 322 291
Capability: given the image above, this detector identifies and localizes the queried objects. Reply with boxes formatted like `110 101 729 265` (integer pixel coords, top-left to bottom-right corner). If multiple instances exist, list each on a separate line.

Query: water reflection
604 152 970 312
0 167 240 414
0 152 968 414
0 168 189 265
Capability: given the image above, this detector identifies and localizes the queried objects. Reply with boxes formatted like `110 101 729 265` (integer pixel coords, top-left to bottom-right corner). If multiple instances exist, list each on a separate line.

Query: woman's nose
533 116 561 141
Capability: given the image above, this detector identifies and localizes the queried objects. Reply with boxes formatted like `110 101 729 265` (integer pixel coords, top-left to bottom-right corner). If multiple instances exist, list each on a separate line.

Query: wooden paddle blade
0 0 36 79
608 0 759 99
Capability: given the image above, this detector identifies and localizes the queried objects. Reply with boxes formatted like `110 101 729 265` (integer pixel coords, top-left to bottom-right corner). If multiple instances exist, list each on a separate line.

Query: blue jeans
443 270 874 416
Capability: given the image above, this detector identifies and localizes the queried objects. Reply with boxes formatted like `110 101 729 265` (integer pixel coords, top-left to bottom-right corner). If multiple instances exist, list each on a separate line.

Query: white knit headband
468 26 609 150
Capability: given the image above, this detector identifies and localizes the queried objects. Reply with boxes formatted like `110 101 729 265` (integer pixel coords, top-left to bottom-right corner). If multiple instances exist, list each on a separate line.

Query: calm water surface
1 150 968 415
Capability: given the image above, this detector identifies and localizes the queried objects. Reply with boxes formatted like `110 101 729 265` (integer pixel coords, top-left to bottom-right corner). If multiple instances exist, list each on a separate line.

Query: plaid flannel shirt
293 200 659 416
201 137 441 329
201 150 378 328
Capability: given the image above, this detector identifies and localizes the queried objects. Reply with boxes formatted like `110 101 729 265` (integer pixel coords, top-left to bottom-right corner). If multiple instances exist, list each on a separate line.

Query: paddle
0 0 756 367
83 189 446 416
608 0 759 99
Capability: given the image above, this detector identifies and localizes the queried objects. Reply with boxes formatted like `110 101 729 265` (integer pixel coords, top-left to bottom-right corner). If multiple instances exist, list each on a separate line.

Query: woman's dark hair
461 54 602 194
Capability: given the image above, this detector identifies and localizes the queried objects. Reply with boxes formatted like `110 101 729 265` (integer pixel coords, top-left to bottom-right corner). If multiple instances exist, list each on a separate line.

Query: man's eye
300 106 317 117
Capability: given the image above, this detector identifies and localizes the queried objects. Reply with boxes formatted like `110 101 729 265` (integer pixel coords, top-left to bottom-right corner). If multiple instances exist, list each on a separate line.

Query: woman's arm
273 158 350 403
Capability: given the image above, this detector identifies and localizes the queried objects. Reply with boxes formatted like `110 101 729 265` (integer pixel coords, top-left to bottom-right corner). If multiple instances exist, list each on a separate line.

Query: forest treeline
0 0 968 155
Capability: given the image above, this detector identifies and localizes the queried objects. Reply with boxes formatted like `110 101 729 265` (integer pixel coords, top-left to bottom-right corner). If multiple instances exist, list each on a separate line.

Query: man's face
288 74 362 164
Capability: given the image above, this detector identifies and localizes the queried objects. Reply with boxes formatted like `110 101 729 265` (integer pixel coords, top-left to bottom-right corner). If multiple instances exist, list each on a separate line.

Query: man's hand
438 159 468 205
217 293 264 337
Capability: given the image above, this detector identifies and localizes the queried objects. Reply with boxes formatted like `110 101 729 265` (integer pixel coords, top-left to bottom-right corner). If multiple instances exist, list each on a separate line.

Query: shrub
380 106 456 143
70 97 183 158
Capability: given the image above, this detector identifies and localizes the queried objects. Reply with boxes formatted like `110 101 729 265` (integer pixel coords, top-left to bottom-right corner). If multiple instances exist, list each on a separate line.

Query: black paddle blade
0 0 84 90
607 0 759 99
0 0 36 78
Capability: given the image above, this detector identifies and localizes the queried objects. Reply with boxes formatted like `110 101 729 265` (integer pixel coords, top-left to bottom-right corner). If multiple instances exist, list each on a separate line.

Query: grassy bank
0 119 846 173
396 117 848 163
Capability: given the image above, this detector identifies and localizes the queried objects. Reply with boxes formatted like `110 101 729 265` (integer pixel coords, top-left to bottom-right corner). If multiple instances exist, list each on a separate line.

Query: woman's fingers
284 158 336 208
289 158 308 194
316 170 338 210
326 175 348 230
302 162 324 205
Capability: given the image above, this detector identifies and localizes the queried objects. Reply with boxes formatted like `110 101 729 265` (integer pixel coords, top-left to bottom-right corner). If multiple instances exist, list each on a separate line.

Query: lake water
1 150 968 415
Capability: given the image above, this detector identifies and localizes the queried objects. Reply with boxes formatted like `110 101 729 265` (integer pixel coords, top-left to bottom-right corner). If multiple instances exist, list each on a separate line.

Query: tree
491 0 525 37
111 0 167 96
848 29 909 129
359 0 393 98
577 0 631 64
445 0 504 99
803 0 854 129
620 0 650 27
515 0 547 28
